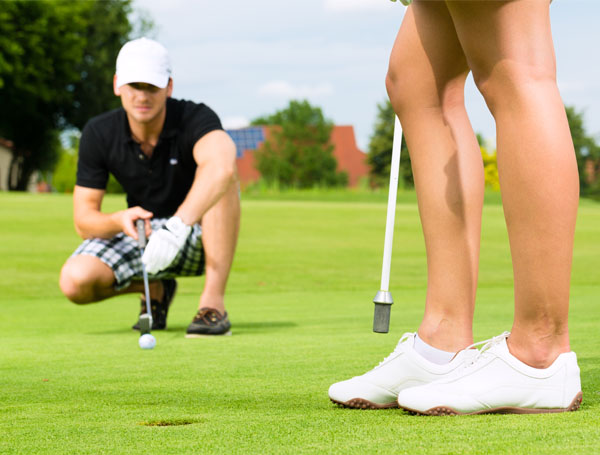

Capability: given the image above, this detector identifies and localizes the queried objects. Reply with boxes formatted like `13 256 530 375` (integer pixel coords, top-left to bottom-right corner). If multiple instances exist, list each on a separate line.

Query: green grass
0 191 599 455
241 185 506 205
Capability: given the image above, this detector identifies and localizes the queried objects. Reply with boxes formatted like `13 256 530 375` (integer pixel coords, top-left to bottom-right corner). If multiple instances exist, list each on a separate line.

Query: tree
367 101 600 195
251 100 347 188
0 0 153 190
565 105 600 194
366 100 412 188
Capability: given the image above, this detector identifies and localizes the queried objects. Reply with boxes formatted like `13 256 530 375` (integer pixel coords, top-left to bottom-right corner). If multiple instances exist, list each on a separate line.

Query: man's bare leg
59 255 162 304
197 181 241 313
60 178 240 313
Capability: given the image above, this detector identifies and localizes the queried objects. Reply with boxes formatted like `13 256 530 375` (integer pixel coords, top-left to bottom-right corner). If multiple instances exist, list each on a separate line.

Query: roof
226 125 369 187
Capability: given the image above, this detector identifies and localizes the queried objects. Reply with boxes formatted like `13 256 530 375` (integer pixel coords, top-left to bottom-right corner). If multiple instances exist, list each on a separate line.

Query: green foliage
52 149 77 193
367 99 412 188
105 174 125 194
367 102 600 197
565 106 600 195
52 134 123 194
481 145 500 190
251 100 347 189
0 0 84 188
0 0 152 190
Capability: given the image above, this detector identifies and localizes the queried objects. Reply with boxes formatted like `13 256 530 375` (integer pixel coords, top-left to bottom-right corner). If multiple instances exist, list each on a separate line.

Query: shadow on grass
87 320 297 336
138 418 200 426
231 320 297 335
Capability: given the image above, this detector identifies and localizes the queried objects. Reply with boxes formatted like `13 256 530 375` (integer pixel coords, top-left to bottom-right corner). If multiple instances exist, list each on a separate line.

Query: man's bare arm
73 185 153 240
173 129 238 225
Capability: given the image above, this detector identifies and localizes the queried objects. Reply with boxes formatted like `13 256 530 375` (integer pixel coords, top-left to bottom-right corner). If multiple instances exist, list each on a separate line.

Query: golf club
373 115 403 333
136 219 153 335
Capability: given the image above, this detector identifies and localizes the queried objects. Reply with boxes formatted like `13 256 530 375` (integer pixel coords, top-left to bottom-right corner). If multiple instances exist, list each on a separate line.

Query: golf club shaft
141 265 152 317
373 116 402 333
380 116 402 292
135 220 152 323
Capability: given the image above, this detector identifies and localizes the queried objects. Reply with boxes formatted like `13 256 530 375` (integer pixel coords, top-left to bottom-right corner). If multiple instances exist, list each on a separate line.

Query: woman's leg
446 0 579 368
387 1 484 352
328 3 485 409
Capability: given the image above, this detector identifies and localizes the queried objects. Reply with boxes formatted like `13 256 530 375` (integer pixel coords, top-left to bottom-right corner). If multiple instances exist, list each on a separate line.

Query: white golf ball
139 334 156 350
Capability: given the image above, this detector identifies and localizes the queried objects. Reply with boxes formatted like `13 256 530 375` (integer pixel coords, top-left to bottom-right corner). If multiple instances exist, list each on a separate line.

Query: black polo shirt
76 98 222 218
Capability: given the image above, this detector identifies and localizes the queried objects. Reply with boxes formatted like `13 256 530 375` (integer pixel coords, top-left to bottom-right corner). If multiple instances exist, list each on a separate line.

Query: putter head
373 290 394 333
138 314 152 335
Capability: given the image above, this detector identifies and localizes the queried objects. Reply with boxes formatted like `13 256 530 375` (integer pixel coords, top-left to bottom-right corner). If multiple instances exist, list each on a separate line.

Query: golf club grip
373 303 391 333
135 219 147 248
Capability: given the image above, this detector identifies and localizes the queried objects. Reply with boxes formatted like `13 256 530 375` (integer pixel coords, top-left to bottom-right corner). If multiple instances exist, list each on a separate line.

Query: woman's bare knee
472 62 556 117
385 64 417 119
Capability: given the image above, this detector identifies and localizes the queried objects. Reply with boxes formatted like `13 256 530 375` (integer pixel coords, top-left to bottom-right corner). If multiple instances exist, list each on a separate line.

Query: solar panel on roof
226 127 266 158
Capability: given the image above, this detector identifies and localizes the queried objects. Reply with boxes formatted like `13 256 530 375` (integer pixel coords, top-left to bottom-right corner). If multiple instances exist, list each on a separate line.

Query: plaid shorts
71 218 205 291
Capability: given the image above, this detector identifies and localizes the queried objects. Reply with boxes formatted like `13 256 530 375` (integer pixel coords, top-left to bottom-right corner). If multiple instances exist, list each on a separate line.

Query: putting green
1 192 598 454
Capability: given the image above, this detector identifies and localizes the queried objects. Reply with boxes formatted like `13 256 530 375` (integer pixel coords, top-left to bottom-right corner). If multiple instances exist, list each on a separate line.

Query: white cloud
258 80 334 99
137 0 600 150
221 116 250 130
324 0 394 12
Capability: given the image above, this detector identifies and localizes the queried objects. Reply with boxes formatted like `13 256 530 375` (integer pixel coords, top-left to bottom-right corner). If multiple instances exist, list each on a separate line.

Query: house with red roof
227 125 370 188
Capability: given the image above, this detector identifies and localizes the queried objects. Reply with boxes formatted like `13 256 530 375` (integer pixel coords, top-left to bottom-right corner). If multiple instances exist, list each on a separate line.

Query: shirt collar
120 98 177 144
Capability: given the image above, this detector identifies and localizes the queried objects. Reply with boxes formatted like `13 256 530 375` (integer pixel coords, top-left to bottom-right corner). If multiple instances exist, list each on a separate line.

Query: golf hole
139 419 196 427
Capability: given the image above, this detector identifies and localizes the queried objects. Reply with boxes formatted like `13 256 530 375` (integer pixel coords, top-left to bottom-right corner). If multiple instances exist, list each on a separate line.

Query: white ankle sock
414 334 456 365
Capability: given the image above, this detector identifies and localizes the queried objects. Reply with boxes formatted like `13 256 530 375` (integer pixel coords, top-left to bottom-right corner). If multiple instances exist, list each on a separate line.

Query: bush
52 147 123 193
52 149 77 193
481 145 500 191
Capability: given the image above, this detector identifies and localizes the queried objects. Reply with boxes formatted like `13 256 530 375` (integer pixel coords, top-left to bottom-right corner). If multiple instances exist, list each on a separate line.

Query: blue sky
136 0 600 151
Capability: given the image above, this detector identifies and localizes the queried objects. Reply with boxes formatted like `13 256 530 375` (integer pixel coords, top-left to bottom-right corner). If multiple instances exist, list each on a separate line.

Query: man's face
113 77 173 125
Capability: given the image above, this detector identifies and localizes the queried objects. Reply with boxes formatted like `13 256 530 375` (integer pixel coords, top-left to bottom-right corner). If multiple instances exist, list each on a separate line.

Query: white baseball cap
115 38 172 89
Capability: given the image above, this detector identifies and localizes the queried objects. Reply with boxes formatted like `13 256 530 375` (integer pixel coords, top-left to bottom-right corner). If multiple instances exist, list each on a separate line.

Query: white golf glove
142 216 192 274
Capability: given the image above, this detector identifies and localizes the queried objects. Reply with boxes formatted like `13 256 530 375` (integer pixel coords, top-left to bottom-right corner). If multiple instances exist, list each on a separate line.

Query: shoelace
193 308 222 324
370 331 510 373
375 332 413 368
462 331 510 367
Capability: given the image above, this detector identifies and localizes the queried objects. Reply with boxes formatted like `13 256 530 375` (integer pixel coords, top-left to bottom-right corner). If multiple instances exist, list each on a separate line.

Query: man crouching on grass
59 38 239 337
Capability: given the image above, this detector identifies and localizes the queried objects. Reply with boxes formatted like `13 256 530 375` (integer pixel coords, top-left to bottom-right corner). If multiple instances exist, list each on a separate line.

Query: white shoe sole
399 391 583 416
328 333 480 410
330 397 398 409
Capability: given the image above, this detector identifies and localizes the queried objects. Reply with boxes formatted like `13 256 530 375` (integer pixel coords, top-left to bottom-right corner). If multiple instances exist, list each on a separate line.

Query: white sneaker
397 332 583 415
328 332 478 409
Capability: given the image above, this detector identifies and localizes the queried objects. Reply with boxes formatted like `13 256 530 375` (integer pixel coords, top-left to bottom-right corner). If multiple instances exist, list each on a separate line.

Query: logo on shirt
169 158 178 165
